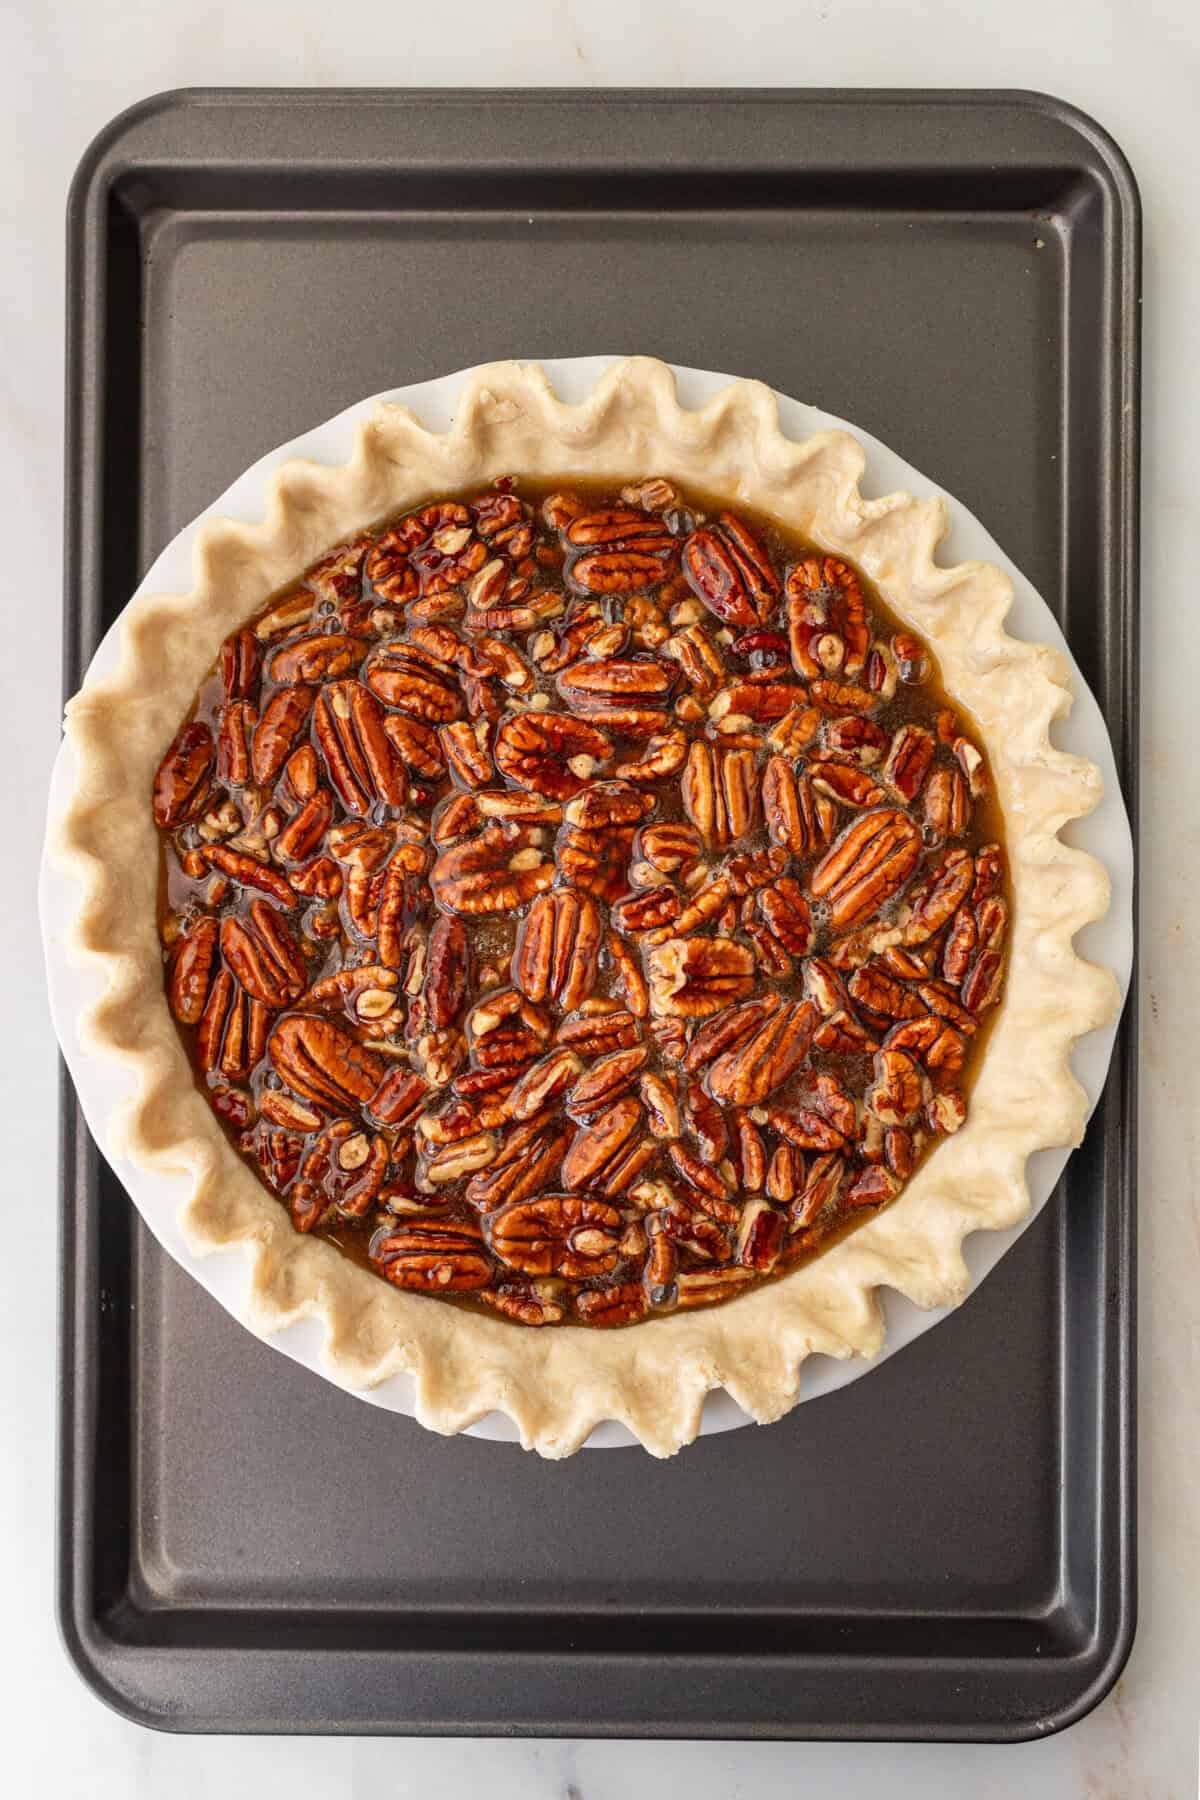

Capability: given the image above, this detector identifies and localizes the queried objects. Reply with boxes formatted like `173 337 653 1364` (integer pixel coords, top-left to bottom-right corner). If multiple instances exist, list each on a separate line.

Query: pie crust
54 358 1120 1458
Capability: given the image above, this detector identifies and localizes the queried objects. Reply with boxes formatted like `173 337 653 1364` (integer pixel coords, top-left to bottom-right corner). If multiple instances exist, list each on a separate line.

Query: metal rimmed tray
58 88 1139 1739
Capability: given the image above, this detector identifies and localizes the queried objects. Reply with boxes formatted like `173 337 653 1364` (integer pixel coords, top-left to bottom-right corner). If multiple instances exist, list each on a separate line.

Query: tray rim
57 84 1140 1742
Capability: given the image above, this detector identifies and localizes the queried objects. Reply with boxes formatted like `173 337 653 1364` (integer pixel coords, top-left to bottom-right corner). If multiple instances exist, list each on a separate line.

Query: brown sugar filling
152 474 1009 1328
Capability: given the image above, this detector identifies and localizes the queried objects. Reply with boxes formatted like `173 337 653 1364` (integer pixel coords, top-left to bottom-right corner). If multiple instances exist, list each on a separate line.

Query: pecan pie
151 476 1011 1328
57 359 1118 1454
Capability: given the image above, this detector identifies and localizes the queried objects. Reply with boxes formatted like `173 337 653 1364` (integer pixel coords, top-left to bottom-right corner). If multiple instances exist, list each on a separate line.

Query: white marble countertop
5 2 1197 1794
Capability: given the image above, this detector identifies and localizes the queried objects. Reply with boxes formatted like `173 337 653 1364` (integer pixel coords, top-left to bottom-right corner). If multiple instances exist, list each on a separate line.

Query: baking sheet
52 88 1139 1738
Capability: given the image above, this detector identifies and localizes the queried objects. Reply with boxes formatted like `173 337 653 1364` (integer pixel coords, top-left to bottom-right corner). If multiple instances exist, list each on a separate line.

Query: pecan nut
513 886 603 1010
269 632 370 684
489 1194 623 1278
757 878 814 956
167 915 219 1024
786 557 870 679
810 809 922 930
646 936 756 1018
706 999 818 1107
220 900 309 1008
268 1014 389 1113
493 710 611 799
882 724 935 803
430 820 554 915
561 1096 643 1189
556 657 674 708
313 680 407 814
290 1119 390 1228
371 1218 493 1291
153 722 215 828
251 686 315 787
682 512 780 628
365 644 464 721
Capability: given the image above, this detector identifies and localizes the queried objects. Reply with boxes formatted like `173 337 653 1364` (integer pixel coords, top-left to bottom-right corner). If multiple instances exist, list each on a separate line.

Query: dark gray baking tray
59 88 1139 1739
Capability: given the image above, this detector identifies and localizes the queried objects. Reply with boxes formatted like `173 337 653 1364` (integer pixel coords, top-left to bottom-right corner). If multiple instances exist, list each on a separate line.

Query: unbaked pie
57 359 1117 1454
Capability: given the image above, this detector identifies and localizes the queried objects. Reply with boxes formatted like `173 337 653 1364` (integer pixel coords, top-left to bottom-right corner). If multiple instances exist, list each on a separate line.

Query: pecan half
269 632 370 684
708 679 805 725
290 1119 390 1226
574 1283 648 1327
790 1153 845 1228
562 779 655 831
866 1047 924 1126
220 901 308 1008
221 628 261 701
513 886 603 1010
365 644 464 722
554 1007 641 1056
683 512 780 628
845 1166 900 1208
251 686 315 787
675 1267 756 1308
758 878 814 955
506 1047 583 1120
153 722 215 828
566 1044 650 1118
767 704 821 757
612 888 680 935
431 819 553 915
883 724 935 803
216 701 255 787
268 1014 389 1113
706 999 818 1107
167 915 219 1024
902 847 975 943
612 728 689 783
493 710 611 799
787 557 870 679
646 936 756 1018
490 1194 623 1278
465 1116 572 1212
201 845 295 908
847 963 926 1023
663 623 727 696
313 680 407 814
607 930 649 1018
824 714 888 764
557 823 636 902
682 1082 729 1163
637 821 704 874
561 1096 643 1189
808 759 887 809
923 765 971 839
382 713 445 781
439 719 493 789
371 1219 493 1291
735 1199 786 1272
810 809 922 930
556 656 674 710
423 914 469 1029
274 788 335 864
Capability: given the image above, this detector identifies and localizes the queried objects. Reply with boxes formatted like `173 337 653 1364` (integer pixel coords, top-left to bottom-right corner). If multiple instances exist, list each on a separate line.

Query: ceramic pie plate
40 356 1132 1452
